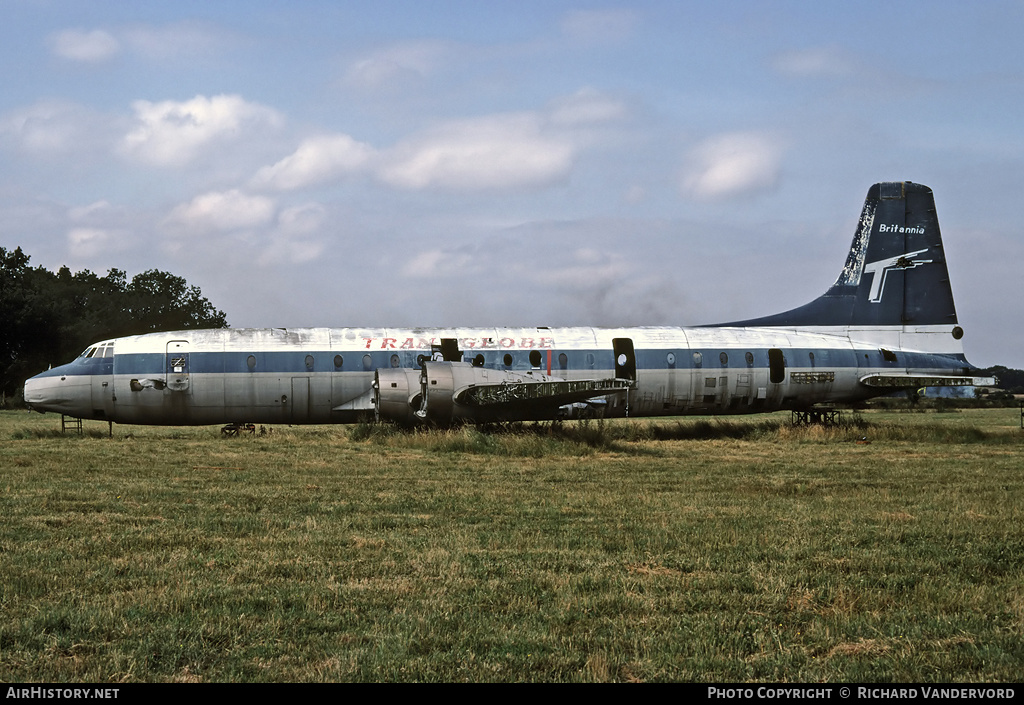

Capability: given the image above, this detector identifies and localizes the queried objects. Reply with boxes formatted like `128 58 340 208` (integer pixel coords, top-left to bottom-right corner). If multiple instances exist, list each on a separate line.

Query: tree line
1 246 227 403
980 366 1024 396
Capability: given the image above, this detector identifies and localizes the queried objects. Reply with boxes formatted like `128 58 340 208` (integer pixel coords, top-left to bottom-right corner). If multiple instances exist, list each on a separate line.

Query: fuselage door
612 338 636 383
768 348 786 384
166 340 190 392
291 377 310 423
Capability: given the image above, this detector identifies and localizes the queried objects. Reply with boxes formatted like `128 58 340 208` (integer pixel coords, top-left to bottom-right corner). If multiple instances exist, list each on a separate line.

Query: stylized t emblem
863 248 932 303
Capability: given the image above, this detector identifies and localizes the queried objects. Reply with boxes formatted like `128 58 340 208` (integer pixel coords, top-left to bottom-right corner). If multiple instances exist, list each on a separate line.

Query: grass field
1 408 1022 682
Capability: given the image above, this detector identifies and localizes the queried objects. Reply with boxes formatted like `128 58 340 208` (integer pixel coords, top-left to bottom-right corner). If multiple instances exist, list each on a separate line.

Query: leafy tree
981 366 1024 395
0 247 227 402
1 247 62 400
124 269 228 334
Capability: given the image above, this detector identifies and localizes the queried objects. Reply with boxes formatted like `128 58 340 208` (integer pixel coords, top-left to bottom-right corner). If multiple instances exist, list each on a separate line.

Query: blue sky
2 1 1022 367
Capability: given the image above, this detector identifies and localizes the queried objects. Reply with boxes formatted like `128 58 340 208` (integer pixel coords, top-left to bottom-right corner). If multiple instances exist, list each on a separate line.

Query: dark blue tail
723 181 958 328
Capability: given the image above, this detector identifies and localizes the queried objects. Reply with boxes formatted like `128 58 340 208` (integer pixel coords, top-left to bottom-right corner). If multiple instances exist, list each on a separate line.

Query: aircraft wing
454 377 631 409
375 362 631 424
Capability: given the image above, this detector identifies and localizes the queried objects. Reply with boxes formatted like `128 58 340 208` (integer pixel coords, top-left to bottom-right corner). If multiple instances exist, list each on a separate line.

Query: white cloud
59 200 142 262
166 189 275 232
0 100 107 153
548 88 628 126
68 200 125 223
249 89 624 195
255 237 324 267
251 204 328 266
378 113 575 191
276 203 327 236
49 29 120 62
252 134 375 191
681 132 784 200
344 40 455 88
122 94 282 167
400 248 478 278
67 227 122 258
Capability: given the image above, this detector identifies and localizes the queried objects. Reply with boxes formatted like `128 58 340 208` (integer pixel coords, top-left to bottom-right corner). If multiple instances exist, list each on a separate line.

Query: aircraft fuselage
23 324 976 426
23 182 994 426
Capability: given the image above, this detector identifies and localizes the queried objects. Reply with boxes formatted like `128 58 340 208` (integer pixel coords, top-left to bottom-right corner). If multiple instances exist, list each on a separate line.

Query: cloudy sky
3 1 1023 367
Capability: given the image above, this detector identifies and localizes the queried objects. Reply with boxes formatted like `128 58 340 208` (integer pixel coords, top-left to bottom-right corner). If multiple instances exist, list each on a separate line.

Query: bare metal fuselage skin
23 182 991 426
22 324 977 426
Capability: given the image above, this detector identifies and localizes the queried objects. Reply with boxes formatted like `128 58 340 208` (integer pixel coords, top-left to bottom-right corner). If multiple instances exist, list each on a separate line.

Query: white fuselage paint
24 324 970 426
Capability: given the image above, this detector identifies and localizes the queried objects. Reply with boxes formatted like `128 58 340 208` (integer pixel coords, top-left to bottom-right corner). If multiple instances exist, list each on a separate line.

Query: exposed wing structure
456 375 630 408
376 361 630 425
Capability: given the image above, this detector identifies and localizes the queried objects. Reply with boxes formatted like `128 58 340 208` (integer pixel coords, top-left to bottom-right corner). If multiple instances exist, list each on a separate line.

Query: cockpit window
79 343 113 359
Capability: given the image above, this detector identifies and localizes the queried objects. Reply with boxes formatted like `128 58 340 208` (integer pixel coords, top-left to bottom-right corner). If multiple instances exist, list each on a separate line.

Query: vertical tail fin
724 181 959 328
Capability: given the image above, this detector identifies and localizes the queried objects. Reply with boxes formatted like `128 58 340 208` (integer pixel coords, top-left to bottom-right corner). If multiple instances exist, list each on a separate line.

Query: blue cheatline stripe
66 347 973 377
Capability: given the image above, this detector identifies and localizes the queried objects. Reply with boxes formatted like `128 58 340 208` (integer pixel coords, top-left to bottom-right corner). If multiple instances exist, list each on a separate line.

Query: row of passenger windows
691 351 759 368
691 351 827 367
240 349 842 371
242 352 575 371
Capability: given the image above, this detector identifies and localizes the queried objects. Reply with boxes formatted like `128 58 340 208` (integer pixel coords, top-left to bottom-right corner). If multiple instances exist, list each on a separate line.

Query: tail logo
863 248 933 303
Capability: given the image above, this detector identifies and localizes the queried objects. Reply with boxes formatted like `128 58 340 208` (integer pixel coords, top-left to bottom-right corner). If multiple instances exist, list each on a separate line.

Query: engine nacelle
374 367 423 426
374 361 629 426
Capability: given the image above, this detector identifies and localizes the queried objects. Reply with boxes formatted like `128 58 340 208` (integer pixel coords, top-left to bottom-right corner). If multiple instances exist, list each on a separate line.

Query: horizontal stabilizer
859 374 996 389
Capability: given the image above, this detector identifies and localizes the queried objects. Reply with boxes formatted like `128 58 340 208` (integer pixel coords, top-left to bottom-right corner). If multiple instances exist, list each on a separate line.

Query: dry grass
0 409 1022 682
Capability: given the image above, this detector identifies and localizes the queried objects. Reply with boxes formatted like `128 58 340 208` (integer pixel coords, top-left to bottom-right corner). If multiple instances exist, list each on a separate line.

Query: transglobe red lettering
361 335 554 351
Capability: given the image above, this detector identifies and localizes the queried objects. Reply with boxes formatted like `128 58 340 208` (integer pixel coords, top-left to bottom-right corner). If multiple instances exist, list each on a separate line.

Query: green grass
1 409 1022 682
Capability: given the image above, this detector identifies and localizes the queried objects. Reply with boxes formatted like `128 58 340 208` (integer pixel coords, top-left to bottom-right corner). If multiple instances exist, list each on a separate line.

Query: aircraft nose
24 370 90 416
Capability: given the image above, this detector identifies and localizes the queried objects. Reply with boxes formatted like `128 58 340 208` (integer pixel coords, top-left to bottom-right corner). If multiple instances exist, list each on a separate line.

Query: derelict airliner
24 182 994 427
